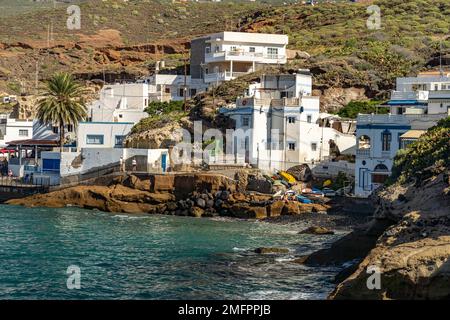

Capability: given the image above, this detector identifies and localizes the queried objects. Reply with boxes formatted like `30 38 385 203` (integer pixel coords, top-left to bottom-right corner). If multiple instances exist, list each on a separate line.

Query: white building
190 31 288 85
146 74 207 103
76 121 134 150
354 72 450 197
0 118 59 148
87 83 148 123
219 72 356 172
82 83 150 151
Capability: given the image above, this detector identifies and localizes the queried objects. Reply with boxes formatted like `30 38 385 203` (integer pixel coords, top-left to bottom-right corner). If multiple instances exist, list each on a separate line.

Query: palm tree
36 73 87 152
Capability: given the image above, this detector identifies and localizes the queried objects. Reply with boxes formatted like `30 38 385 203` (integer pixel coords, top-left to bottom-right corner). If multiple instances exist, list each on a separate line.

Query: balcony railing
356 149 371 157
205 51 286 62
390 90 428 101
204 71 248 83
357 113 448 125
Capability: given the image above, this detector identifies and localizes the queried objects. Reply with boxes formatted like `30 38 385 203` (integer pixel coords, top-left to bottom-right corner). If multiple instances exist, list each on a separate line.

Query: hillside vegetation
241 0 449 91
391 117 450 184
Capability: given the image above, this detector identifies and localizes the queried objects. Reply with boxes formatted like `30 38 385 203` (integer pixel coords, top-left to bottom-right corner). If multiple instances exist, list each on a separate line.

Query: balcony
356 148 371 157
390 90 429 101
205 51 286 63
357 113 447 125
204 71 247 83
428 89 450 100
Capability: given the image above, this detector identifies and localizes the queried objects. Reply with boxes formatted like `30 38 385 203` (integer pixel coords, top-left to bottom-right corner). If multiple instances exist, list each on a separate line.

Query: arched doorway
372 163 390 184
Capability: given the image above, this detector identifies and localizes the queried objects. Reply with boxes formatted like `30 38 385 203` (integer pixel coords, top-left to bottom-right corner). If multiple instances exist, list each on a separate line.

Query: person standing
132 159 137 172
119 156 124 172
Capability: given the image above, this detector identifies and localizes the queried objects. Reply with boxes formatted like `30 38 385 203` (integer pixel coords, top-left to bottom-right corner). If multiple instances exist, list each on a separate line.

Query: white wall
59 148 169 177
2 119 33 143
77 122 134 150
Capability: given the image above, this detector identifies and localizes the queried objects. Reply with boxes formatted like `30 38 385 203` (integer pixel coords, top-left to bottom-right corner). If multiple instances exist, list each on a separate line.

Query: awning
387 100 427 106
400 130 426 139
6 139 59 147
0 149 15 153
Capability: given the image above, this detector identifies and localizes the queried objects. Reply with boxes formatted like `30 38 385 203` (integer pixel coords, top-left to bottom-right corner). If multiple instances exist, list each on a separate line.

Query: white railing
428 90 450 99
390 90 428 101
204 71 247 82
358 113 449 125
356 149 370 157
205 51 286 62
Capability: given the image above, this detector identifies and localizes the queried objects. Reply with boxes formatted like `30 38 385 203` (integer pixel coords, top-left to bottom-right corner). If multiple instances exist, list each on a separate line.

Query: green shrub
145 100 184 115
336 100 388 119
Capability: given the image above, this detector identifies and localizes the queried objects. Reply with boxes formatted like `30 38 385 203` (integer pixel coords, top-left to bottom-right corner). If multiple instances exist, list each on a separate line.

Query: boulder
189 206 205 218
286 164 313 182
300 226 335 235
255 247 290 254
196 198 206 208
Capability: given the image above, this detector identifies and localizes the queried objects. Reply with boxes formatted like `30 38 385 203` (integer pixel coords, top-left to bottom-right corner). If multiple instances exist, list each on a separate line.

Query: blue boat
296 195 313 204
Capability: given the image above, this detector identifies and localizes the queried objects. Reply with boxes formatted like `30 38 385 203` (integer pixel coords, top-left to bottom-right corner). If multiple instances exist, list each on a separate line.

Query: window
67 124 73 133
190 89 197 97
230 46 237 52
311 143 317 151
249 47 255 53
205 47 211 54
267 47 278 59
179 88 184 97
52 126 59 134
164 87 170 94
215 46 220 53
242 117 250 126
119 114 123 118
287 116 296 124
86 135 104 145
306 115 312 123
288 142 296 151
19 129 28 137
434 84 439 91
381 130 391 151
115 135 125 148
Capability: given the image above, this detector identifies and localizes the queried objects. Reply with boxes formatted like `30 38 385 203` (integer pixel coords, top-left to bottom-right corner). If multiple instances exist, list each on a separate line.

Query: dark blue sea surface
0 205 343 299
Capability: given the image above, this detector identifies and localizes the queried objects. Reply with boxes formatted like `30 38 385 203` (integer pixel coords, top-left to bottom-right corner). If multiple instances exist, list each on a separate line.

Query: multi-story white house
354 72 450 197
219 72 356 172
190 32 288 86
87 83 148 123
80 83 149 151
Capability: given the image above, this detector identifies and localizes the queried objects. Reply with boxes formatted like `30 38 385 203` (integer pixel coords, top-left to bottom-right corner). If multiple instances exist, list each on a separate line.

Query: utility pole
439 38 444 77
183 55 188 111
35 60 39 95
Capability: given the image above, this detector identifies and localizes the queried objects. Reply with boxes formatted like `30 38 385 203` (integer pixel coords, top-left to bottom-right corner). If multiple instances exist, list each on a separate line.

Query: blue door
161 154 167 173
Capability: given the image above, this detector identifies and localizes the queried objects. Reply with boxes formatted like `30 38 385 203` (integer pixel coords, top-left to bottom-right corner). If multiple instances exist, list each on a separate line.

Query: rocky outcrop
300 226 335 235
255 247 290 254
6 173 329 219
328 169 450 299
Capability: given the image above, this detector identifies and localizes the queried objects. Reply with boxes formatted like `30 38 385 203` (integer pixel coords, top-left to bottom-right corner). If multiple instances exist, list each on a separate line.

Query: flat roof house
190 32 288 86
354 72 450 198
219 72 356 172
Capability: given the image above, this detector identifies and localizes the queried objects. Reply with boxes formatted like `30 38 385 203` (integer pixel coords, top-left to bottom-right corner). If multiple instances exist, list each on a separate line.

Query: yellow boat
323 179 332 187
279 171 296 184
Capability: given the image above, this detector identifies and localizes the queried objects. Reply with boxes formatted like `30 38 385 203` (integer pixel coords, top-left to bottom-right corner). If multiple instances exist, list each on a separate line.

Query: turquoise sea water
0 205 343 300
